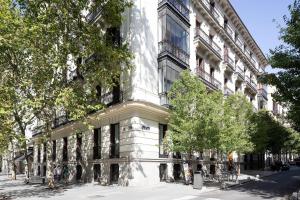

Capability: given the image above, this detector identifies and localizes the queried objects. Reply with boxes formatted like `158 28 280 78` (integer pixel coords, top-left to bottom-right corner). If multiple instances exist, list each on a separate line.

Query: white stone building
31 0 270 186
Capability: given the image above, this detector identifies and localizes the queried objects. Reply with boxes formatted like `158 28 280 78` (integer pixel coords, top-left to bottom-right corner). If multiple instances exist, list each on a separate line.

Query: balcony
196 67 221 90
158 0 189 22
202 0 220 24
245 76 257 93
32 125 44 137
235 65 245 80
52 114 70 129
158 40 190 66
194 28 222 60
93 146 101 160
235 37 244 50
224 53 235 72
224 24 234 39
100 90 123 107
224 85 234 96
159 92 170 107
86 6 102 23
258 88 268 101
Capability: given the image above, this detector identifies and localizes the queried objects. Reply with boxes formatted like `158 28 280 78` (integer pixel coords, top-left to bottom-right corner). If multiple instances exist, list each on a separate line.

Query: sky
229 0 294 72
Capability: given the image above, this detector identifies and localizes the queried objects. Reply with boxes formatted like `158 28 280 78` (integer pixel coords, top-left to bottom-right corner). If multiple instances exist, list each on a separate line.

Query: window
210 68 215 77
159 60 181 94
63 137 68 162
76 134 82 161
110 123 120 159
106 27 121 47
94 164 101 182
160 15 190 54
196 56 204 69
52 140 56 161
110 164 119 184
196 20 201 29
37 145 41 163
43 143 47 163
93 128 101 159
159 124 168 158
76 165 82 181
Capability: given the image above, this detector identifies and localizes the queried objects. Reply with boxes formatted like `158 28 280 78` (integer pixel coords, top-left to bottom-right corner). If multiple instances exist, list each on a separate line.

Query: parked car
281 163 290 171
294 157 300 166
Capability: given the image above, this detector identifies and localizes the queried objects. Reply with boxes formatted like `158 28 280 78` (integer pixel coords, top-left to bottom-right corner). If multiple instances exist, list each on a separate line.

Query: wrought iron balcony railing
245 76 257 92
158 40 190 65
224 24 234 38
235 65 245 79
52 114 70 129
258 88 268 100
196 67 221 90
235 37 243 50
202 0 220 23
194 28 221 56
224 86 234 96
86 6 102 23
224 53 234 70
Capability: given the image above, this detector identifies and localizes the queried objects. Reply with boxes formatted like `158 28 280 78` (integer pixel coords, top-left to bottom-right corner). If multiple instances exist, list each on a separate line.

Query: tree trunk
183 151 193 185
46 127 55 189
237 153 241 176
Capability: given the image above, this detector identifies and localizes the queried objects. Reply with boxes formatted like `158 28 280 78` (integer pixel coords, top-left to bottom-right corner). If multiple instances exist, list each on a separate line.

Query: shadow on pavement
227 169 300 199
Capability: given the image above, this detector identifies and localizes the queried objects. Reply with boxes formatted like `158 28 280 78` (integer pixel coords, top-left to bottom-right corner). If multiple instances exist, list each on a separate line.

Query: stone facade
31 0 272 186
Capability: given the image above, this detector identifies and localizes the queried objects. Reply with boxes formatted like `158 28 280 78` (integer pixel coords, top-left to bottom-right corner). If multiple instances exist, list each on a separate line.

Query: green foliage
219 94 254 154
0 0 133 157
262 0 300 131
166 71 254 156
250 110 295 154
167 71 222 155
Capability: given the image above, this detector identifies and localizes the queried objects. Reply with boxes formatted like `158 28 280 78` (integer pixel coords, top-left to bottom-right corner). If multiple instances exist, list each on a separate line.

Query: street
197 167 300 200
0 167 299 200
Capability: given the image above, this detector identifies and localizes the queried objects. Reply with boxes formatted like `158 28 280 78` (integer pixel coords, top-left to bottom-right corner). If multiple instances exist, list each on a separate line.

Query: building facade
31 0 269 186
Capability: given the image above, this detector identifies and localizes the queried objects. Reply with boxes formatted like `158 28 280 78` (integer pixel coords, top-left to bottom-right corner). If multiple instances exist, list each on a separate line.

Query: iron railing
202 0 220 23
245 76 257 91
196 67 221 90
258 88 268 100
194 28 221 56
224 86 234 96
224 53 235 70
224 24 234 38
235 65 245 79
158 40 190 64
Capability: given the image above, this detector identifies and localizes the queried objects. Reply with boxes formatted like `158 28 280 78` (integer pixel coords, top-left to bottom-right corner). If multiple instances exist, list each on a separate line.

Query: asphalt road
197 167 300 200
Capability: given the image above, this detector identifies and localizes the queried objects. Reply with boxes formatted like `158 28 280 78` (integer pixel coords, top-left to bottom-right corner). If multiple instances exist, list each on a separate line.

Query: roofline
226 0 268 67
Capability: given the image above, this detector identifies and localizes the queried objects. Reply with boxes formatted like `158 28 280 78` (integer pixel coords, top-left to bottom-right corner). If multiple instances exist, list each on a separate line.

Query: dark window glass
93 128 101 159
52 140 56 161
159 124 168 158
110 124 120 158
63 137 68 162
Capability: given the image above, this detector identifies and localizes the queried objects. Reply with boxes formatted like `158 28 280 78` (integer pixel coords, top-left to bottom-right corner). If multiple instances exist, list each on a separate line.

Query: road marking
204 198 222 200
172 195 198 200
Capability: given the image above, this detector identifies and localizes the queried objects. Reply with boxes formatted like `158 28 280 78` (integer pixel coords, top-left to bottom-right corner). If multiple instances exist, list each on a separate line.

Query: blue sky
230 0 293 72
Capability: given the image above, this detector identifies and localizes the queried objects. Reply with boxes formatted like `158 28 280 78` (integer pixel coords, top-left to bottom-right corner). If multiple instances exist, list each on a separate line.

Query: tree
219 94 254 161
166 70 223 182
250 110 292 160
262 0 300 131
0 0 133 187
